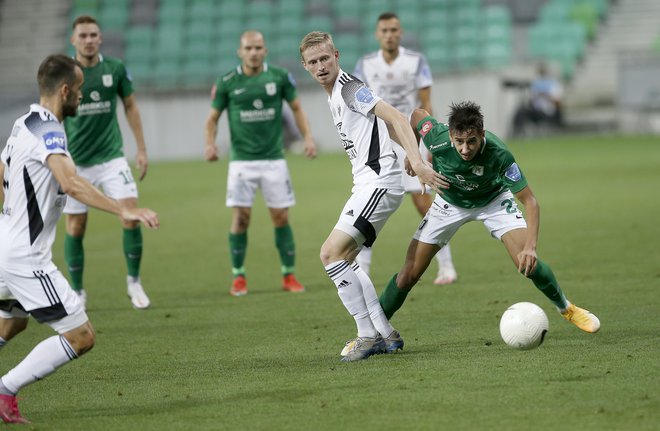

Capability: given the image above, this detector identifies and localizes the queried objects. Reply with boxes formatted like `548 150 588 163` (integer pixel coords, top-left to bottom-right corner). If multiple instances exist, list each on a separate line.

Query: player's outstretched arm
513 185 540 276
373 101 442 193
204 108 222 161
47 154 159 229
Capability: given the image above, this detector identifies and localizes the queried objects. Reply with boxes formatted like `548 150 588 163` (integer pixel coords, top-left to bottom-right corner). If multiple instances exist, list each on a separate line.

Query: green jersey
211 63 296 161
64 55 133 166
417 116 528 208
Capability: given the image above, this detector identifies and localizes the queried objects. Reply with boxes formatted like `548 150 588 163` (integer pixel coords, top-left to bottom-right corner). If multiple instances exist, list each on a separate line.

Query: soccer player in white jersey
0 55 159 424
353 12 458 285
299 32 447 362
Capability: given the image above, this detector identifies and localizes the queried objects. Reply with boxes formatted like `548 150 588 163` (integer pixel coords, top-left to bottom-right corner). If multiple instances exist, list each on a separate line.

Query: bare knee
231 208 251 232
66 214 88 237
63 322 96 357
396 266 423 291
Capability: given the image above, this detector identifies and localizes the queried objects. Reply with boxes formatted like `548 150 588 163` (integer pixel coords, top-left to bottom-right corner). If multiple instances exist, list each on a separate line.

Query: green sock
275 225 295 275
526 260 569 309
379 274 410 320
123 226 143 278
229 232 247 277
64 233 84 292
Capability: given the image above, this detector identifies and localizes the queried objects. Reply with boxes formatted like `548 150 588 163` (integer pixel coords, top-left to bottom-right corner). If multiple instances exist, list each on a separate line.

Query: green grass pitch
3 135 659 430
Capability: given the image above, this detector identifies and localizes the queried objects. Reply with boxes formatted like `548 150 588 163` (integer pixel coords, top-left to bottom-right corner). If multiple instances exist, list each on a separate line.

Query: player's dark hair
37 54 81 96
72 14 98 30
448 101 484 133
378 12 399 22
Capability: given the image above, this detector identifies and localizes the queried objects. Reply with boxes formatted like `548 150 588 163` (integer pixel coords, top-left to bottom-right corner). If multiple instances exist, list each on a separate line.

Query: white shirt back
0 104 69 273
328 70 402 192
353 47 433 116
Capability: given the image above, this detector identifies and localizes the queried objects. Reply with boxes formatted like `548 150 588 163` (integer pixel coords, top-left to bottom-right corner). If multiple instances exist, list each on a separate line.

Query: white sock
352 263 395 337
325 260 377 338
436 243 455 271
354 247 372 277
1 335 77 394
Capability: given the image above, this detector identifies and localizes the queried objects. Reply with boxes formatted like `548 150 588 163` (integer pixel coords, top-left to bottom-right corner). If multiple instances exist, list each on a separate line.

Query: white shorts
334 186 404 247
0 268 88 333
226 159 295 208
64 157 138 214
414 190 528 246
393 141 431 194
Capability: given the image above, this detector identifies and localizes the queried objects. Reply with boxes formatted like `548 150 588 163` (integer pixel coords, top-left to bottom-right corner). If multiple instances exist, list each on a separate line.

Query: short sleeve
117 62 134 99
34 123 69 165
210 77 228 111
340 79 381 116
501 159 528 193
415 54 433 89
282 71 297 102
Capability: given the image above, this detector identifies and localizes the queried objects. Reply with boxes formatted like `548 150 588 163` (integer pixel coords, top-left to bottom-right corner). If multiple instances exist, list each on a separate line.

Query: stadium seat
570 3 598 39
218 1 245 19
332 0 362 19
99 8 128 31
302 15 334 34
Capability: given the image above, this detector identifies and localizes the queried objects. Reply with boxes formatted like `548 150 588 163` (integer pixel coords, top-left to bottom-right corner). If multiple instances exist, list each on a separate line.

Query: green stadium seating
99 6 129 31
570 3 598 39
218 1 245 19
333 0 362 19
302 15 334 34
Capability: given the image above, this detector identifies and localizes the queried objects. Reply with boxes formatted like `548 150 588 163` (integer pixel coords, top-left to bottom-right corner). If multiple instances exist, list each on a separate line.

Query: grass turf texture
2 135 658 430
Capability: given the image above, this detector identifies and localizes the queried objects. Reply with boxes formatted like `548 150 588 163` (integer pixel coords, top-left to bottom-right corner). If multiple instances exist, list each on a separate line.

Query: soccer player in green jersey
379 101 601 334
205 31 317 296
63 15 151 309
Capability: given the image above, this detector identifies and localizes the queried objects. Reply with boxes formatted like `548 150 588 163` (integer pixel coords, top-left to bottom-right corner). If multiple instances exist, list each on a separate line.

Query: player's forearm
125 105 147 153
205 118 218 148
392 118 423 166
523 201 540 251
292 109 313 140
66 175 123 215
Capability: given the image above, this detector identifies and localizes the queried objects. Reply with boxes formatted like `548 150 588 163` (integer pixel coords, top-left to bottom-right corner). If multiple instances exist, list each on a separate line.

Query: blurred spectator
513 63 564 136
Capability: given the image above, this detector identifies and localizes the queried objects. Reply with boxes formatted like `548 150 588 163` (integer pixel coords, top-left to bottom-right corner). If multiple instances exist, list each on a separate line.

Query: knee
65 325 96 357
234 213 250 231
319 244 333 266
396 268 422 291
66 215 87 237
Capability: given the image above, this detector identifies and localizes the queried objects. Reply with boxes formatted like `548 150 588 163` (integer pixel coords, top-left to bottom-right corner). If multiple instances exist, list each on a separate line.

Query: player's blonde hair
299 31 335 61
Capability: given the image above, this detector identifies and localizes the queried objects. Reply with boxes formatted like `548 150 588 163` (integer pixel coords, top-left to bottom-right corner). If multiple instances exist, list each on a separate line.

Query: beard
62 94 80 118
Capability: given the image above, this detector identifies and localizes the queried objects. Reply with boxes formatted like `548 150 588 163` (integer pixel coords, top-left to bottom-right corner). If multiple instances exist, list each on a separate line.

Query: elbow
58 175 81 197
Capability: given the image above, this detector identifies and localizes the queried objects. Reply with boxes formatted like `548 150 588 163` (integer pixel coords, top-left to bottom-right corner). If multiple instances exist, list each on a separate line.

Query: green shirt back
211 64 296 161
64 55 133 166
417 116 528 208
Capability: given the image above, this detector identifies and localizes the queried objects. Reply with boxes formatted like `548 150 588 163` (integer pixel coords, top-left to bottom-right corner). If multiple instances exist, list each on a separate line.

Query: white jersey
0 104 69 274
328 70 402 192
353 47 433 116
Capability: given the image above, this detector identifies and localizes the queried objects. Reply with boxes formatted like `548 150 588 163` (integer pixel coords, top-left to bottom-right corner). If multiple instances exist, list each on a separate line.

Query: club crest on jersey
265 82 276 96
90 91 101 101
43 131 66 150
102 74 113 87
253 99 264 109
420 120 433 137
472 165 484 176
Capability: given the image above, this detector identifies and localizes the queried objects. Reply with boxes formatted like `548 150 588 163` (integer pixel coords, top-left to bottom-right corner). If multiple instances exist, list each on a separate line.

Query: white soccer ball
499 302 549 350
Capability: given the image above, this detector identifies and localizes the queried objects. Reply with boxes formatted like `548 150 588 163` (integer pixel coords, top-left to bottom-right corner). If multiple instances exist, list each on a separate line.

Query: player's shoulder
20 106 65 145
267 64 290 76
219 66 239 83
101 55 125 66
400 47 429 64
358 51 379 63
